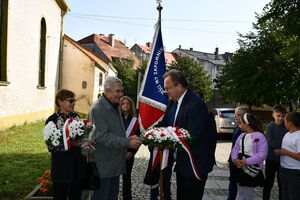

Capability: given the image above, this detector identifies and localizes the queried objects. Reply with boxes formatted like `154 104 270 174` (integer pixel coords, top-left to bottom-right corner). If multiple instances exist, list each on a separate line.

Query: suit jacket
158 89 210 178
89 96 129 178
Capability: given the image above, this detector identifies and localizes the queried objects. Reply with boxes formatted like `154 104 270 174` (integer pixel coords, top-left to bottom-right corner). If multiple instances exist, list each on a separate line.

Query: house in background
130 43 151 61
173 46 232 83
62 35 117 114
0 0 69 130
130 42 177 66
78 33 140 69
172 46 233 108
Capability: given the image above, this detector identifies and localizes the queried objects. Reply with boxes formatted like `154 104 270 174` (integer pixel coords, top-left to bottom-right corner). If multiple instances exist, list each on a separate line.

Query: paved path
118 138 280 200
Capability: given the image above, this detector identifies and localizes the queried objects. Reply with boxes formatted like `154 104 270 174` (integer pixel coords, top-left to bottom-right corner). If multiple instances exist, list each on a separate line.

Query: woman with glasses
227 106 249 200
44 89 85 200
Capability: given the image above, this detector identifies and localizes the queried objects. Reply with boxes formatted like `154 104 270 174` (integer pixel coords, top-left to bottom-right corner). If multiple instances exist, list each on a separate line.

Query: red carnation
160 133 166 137
254 138 260 142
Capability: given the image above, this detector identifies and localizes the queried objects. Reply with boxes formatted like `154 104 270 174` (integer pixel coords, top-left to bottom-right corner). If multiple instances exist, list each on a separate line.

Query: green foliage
215 0 300 109
112 59 138 101
170 56 213 100
0 122 50 199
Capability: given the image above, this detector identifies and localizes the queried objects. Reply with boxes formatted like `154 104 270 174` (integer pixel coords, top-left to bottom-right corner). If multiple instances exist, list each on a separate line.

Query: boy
263 105 288 200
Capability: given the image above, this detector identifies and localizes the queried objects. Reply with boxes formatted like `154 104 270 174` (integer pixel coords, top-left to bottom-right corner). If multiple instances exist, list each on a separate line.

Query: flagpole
156 2 164 200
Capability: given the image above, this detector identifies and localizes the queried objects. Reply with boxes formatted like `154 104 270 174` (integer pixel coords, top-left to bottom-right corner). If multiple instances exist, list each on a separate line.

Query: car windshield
221 111 235 118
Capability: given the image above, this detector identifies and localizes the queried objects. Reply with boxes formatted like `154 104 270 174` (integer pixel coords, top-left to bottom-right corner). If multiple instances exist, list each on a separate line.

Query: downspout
57 10 66 90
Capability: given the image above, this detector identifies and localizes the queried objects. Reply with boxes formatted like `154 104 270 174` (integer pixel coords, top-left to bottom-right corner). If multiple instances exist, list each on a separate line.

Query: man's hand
128 135 142 149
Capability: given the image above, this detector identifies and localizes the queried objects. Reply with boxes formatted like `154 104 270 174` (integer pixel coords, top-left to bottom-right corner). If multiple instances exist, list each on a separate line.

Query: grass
0 121 51 200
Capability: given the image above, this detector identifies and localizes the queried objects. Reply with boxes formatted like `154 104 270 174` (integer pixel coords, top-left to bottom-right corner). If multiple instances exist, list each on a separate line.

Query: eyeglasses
65 99 77 104
164 86 174 91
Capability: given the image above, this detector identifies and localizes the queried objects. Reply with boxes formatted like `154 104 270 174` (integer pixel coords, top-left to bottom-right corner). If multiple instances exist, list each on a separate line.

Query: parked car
211 108 236 134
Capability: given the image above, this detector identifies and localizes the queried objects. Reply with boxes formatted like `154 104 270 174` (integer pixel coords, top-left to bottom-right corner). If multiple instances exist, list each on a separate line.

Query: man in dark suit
160 69 210 200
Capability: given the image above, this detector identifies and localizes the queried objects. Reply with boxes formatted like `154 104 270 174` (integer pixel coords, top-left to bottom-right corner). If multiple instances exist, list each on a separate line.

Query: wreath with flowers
141 126 192 149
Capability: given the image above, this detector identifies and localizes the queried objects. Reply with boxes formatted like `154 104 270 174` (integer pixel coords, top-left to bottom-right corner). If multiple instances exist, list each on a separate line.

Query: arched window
38 18 46 87
0 0 8 82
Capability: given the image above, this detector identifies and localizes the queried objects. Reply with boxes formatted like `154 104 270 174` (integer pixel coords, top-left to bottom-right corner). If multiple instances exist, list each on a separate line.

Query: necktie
168 101 178 126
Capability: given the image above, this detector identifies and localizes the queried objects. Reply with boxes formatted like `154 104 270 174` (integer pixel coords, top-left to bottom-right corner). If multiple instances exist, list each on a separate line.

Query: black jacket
45 112 86 183
158 89 210 178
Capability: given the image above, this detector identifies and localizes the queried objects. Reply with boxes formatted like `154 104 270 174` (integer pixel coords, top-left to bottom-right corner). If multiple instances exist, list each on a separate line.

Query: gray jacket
266 122 288 161
89 96 129 178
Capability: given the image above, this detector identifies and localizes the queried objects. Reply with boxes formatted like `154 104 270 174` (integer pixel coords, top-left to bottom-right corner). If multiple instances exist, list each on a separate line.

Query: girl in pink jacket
231 113 268 200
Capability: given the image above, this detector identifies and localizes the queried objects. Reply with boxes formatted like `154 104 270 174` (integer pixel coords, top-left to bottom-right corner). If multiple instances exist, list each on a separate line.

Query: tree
215 0 300 110
112 59 138 101
170 56 213 100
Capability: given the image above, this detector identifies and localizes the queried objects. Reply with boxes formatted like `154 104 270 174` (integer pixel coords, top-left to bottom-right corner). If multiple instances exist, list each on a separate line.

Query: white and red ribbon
62 118 72 151
170 129 202 180
126 117 139 137
151 147 170 171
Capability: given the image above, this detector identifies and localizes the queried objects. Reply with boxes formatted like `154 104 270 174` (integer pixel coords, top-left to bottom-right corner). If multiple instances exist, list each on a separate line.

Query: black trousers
227 162 237 200
53 181 81 200
176 172 207 200
122 156 135 200
263 159 282 200
280 167 300 200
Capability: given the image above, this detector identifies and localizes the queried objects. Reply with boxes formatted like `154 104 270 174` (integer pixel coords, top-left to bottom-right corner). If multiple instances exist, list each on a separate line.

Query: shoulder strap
241 133 246 155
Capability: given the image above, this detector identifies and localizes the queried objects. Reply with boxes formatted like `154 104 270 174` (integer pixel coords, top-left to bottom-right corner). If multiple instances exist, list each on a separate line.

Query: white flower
43 121 62 147
52 139 60 146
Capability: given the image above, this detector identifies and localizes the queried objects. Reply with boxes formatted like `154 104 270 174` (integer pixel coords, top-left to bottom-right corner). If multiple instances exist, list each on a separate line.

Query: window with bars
38 18 46 87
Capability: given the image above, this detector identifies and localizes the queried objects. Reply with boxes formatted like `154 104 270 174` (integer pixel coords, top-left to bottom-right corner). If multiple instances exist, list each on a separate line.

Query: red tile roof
164 52 177 66
136 43 151 54
64 34 109 64
78 34 140 68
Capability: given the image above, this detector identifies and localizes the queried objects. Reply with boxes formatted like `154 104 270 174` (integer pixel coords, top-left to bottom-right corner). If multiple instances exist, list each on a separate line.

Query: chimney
108 34 114 47
146 42 151 47
179 45 181 49
190 47 193 51
214 47 219 60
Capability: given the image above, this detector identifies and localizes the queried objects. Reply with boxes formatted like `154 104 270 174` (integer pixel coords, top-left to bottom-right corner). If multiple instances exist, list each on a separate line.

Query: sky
64 0 270 54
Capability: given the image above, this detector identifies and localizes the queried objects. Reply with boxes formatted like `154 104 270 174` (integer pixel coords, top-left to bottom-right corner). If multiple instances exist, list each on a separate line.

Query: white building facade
0 0 69 130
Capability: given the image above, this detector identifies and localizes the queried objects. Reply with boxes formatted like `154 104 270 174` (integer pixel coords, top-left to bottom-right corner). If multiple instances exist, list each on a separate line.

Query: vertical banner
138 22 168 132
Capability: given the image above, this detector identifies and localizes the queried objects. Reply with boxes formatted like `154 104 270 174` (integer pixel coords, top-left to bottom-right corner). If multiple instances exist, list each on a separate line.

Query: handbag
81 154 100 190
238 134 261 178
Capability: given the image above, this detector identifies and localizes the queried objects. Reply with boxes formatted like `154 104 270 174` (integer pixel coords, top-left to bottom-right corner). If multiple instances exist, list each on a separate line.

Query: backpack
207 111 217 173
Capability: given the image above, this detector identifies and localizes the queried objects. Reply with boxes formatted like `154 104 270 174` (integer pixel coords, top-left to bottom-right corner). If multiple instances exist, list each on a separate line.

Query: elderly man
159 70 211 200
89 76 141 200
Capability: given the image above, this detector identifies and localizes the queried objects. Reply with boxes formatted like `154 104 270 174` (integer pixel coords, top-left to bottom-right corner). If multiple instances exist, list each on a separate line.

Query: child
263 105 287 200
275 111 300 200
231 113 268 200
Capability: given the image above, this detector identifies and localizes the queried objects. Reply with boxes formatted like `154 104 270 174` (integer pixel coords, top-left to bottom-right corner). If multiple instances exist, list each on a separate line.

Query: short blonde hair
235 106 249 114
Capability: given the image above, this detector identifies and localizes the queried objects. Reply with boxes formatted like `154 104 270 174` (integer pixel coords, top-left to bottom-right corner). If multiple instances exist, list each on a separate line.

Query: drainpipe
58 10 66 90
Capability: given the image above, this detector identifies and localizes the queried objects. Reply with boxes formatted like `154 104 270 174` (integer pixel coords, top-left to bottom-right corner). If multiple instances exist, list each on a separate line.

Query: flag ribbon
151 147 170 171
126 117 139 137
63 118 72 151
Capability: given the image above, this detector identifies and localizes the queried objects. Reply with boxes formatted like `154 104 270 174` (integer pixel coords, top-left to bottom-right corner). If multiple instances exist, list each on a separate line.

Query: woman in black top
120 96 140 200
44 89 85 200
